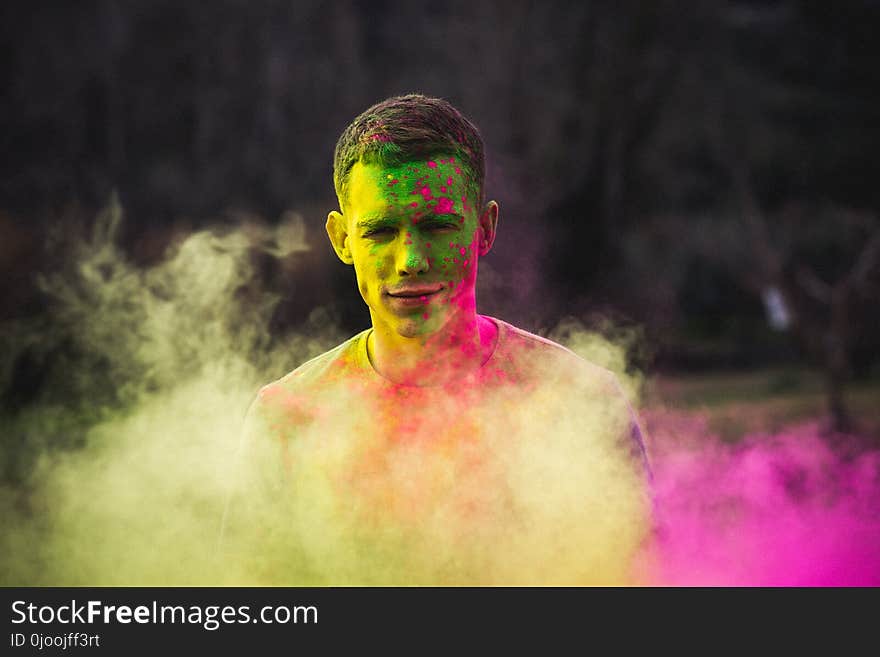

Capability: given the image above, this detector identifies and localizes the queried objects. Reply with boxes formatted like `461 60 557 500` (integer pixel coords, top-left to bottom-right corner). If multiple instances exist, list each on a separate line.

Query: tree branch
795 266 832 305
848 221 880 289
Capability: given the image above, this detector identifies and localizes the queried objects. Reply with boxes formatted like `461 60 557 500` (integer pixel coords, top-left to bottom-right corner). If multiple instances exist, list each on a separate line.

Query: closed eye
423 223 457 233
363 226 397 238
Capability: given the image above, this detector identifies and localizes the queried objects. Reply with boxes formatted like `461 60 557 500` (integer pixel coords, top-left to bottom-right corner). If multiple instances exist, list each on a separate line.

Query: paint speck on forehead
434 197 454 214
366 159 477 222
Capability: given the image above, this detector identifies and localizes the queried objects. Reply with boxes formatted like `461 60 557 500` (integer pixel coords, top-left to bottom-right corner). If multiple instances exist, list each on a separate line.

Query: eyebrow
356 216 399 231
423 212 463 222
356 213 462 230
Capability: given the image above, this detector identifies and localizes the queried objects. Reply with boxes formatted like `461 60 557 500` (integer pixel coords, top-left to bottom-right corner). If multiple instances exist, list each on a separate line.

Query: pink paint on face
434 197 454 214
346 157 482 344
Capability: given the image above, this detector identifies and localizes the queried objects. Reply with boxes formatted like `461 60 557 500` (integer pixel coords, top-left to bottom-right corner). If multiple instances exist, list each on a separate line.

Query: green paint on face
344 157 483 339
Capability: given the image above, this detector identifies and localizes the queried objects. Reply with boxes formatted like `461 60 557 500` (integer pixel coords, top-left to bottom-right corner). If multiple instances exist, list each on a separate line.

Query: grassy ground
641 368 880 443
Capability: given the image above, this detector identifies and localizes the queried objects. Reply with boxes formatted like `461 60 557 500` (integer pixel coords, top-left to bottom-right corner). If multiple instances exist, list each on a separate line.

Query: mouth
385 285 444 308
385 285 443 299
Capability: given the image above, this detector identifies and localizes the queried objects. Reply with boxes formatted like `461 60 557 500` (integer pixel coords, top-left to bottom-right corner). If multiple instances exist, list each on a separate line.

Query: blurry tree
633 0 880 432
1 0 879 403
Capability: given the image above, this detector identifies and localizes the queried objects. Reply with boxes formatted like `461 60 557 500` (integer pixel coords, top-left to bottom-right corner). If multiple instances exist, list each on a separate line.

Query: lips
384 285 444 310
386 285 443 298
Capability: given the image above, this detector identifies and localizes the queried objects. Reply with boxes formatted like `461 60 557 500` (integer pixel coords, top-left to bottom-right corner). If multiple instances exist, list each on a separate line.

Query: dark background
2 1 880 590
2 0 879 420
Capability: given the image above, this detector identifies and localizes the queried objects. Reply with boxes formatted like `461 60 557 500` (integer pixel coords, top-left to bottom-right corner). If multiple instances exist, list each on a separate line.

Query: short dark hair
333 93 485 209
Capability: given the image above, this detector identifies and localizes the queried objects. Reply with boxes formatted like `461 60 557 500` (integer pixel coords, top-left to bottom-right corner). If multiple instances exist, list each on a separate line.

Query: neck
368 312 497 386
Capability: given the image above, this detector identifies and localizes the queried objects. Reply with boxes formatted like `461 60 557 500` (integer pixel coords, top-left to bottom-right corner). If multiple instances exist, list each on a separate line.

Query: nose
396 240 429 276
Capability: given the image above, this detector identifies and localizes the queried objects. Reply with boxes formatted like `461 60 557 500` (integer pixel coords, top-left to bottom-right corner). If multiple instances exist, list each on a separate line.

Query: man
225 94 653 585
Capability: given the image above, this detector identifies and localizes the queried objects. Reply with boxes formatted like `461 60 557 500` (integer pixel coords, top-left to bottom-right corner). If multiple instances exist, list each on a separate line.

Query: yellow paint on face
344 157 481 339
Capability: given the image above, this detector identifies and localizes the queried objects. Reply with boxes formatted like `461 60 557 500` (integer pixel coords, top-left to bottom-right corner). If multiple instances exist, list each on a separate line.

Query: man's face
328 156 495 339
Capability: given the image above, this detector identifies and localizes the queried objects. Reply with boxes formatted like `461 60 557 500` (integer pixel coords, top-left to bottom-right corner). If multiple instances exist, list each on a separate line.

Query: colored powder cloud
640 412 880 586
1 201 878 586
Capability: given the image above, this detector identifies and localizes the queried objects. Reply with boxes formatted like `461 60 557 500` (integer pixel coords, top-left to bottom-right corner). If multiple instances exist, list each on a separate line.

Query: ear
477 200 499 256
326 210 354 265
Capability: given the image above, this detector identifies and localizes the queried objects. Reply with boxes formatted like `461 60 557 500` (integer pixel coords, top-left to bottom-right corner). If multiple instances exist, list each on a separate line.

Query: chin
394 317 430 339
392 310 451 339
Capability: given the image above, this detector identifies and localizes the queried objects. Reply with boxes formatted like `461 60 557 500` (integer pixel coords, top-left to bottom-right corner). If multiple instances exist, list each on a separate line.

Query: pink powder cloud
640 413 880 586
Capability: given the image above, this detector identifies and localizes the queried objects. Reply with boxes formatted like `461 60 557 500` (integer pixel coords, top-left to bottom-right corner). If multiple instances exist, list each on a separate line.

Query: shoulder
488 317 619 392
248 329 370 421
488 316 651 475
